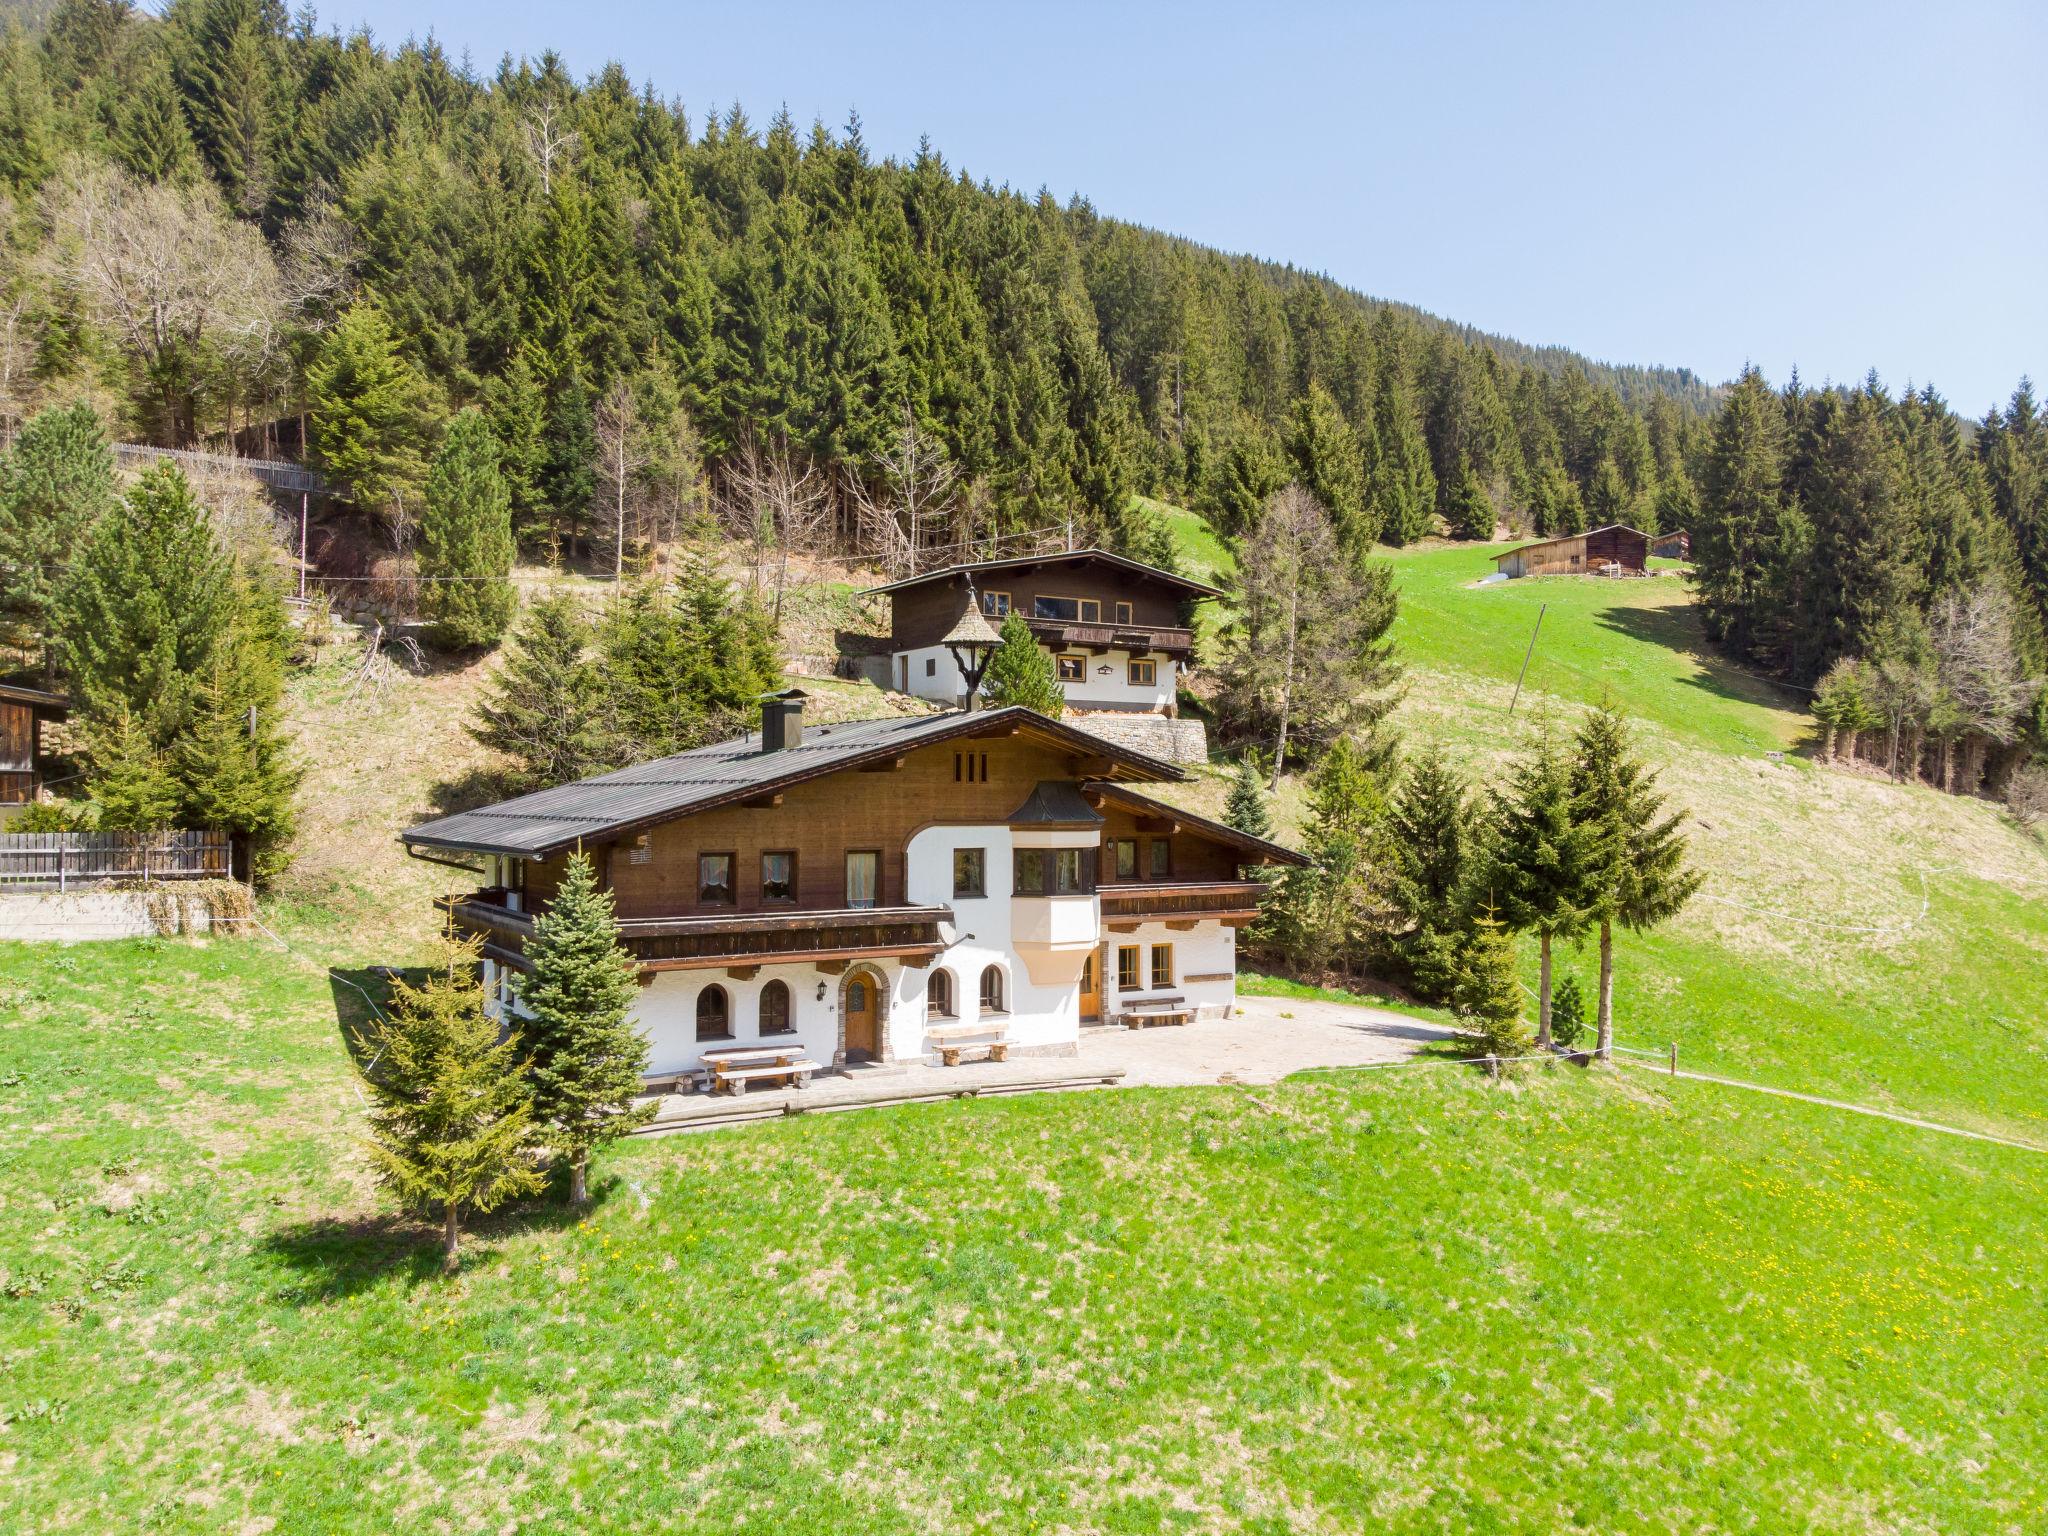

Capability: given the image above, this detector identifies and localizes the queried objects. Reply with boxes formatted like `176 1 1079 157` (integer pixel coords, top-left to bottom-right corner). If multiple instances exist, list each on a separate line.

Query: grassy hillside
4 937 2044 1534
1151 530 2048 1141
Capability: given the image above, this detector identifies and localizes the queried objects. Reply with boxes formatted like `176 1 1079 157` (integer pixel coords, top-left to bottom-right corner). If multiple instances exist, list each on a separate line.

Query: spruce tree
1451 903 1533 1070
1569 701 1703 1059
110 54 201 185
1485 722 1596 1047
1287 383 1372 557
360 937 545 1273
980 610 1064 717
1549 973 1587 1050
597 581 705 760
1223 752 1273 842
0 401 118 682
482 351 552 553
517 854 653 1203
470 594 606 789
1261 736 1382 976
1376 744 1476 1001
1446 458 1495 540
88 708 180 831
306 302 431 519
419 409 517 650
541 377 598 554
58 463 232 748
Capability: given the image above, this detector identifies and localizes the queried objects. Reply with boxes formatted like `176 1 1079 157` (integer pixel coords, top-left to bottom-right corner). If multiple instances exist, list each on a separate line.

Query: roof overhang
1082 781 1310 867
0 682 69 718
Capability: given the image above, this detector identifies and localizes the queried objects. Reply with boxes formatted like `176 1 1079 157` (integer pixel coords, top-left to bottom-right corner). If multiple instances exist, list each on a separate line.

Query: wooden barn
1492 525 1651 580
1651 528 1690 559
0 681 68 820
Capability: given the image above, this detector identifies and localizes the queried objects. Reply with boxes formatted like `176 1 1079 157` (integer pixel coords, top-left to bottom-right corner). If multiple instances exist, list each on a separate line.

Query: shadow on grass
328 966 415 1065
427 764 518 820
262 1175 620 1300
1592 604 1805 715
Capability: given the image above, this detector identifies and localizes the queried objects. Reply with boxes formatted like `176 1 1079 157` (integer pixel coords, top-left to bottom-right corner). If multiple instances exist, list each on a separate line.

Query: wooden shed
0 681 68 815
1651 528 1690 559
1492 525 1651 580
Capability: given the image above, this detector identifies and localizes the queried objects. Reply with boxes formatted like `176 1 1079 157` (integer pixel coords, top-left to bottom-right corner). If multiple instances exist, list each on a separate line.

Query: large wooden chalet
403 692 1304 1078
864 550 1221 717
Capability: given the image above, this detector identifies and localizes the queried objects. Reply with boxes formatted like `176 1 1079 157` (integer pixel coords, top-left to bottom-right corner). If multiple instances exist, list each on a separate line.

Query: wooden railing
1098 880 1268 924
1023 617 1195 654
0 830 233 889
441 893 952 972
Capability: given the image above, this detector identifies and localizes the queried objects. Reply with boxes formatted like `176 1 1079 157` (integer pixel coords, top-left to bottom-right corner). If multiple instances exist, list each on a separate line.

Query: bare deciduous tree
721 434 833 624
43 162 286 444
1930 584 2042 793
848 407 960 577
593 378 650 584
521 102 581 194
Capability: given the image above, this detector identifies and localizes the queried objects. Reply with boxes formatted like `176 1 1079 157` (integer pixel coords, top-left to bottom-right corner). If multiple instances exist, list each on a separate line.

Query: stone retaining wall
1066 712 1208 765
0 888 221 942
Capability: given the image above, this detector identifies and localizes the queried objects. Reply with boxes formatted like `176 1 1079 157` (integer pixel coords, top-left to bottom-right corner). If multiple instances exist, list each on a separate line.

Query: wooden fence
0 830 233 890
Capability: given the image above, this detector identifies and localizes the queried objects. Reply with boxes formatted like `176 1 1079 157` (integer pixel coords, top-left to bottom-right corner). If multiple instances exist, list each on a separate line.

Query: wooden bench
702 1044 818 1096
924 1021 1011 1067
1118 995 1191 1029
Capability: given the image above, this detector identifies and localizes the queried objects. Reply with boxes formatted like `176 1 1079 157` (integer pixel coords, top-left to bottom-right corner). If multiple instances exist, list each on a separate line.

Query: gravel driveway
1081 994 1456 1087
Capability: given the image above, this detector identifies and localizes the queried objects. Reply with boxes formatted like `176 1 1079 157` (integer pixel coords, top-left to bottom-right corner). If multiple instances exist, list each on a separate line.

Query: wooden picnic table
700 1043 820 1095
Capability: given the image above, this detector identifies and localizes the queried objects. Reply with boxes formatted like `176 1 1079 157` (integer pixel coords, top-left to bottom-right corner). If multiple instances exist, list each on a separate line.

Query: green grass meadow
5 938 2047 1533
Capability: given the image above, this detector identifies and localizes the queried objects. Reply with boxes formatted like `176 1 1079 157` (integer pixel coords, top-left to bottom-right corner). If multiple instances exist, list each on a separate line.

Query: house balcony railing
439 891 952 973
1098 880 1269 929
1020 617 1194 656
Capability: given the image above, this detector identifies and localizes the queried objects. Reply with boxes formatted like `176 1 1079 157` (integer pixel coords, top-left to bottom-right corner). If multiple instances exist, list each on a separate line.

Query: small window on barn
696 985 731 1042
925 656 936 677
759 980 793 1036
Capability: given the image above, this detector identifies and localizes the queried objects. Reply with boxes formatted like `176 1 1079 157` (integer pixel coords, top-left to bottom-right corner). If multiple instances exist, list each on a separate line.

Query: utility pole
298 491 309 601
1507 603 1547 717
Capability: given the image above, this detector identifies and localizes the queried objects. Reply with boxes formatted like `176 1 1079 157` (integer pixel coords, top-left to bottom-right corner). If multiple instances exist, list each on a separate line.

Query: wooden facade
0 683 67 810
884 557 1200 651
1492 525 1651 579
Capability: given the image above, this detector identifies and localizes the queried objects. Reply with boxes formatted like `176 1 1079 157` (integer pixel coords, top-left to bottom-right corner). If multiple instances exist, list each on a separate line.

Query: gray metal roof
1006 781 1104 826
403 706 1183 859
862 548 1223 599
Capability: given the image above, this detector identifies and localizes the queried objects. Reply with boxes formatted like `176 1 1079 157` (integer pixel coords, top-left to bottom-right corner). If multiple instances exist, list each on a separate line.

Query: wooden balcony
1022 616 1194 656
440 892 952 973
1098 879 1269 930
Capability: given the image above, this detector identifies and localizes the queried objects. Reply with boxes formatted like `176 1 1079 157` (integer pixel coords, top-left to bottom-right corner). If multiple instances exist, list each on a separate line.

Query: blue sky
329 0 2044 413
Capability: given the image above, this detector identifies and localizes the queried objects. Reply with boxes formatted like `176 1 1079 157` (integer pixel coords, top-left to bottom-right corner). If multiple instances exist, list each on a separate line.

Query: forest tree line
0 0 1713 580
1689 369 2047 795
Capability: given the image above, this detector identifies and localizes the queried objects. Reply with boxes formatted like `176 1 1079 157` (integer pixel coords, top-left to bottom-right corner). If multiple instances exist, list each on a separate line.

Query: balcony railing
440 891 952 972
1021 617 1194 655
1098 880 1269 927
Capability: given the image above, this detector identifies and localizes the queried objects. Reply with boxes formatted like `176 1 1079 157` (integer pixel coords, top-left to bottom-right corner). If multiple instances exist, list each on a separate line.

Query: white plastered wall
902 822 1084 1057
1104 918 1237 1019
889 644 1178 713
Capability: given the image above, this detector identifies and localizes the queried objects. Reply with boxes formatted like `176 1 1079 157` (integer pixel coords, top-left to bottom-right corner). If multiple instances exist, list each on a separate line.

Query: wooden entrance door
1079 951 1100 1024
844 971 880 1060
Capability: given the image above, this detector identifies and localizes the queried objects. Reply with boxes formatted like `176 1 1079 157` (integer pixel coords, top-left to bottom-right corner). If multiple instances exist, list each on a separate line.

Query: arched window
759 979 793 1036
927 969 954 1021
978 965 1006 1014
696 985 731 1042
